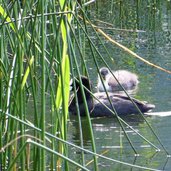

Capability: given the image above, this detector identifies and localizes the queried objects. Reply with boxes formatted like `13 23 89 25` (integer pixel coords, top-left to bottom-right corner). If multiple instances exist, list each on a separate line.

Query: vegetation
0 0 170 170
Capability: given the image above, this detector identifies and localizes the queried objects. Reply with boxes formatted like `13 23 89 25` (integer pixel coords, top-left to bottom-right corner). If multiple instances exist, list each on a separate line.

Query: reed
0 0 168 171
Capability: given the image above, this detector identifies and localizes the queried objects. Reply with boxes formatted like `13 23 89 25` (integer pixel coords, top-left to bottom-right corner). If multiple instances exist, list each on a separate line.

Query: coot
69 76 154 117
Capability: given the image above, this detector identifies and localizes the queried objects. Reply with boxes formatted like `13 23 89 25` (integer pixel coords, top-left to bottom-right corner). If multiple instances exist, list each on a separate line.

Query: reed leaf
21 56 34 90
0 5 15 31
55 1 76 170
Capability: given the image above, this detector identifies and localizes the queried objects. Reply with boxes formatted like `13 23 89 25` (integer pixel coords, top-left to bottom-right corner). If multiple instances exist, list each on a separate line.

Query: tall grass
0 0 169 171
0 0 75 170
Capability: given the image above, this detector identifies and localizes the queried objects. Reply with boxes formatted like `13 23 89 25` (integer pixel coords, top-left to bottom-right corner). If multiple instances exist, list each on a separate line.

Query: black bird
69 76 155 117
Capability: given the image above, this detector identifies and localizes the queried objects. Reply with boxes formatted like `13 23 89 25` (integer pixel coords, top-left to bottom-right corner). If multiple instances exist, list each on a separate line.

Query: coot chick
97 67 139 92
69 76 155 117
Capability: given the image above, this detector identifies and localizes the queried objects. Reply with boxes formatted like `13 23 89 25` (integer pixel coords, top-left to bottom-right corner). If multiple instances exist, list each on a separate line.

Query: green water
68 1 171 170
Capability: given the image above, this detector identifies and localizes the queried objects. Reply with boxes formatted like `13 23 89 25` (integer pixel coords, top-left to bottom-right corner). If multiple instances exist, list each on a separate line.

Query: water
68 1 171 170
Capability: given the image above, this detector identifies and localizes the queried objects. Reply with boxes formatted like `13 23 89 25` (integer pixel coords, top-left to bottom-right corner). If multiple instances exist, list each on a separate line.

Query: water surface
68 1 171 170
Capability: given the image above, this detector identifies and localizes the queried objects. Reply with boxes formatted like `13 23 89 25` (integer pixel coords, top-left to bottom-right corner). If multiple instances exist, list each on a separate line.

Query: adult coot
69 76 154 117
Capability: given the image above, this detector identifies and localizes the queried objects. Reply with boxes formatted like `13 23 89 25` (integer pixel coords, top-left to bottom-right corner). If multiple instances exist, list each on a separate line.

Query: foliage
0 0 169 171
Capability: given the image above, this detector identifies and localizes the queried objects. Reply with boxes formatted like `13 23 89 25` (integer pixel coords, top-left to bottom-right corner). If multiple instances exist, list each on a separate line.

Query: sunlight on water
145 111 171 117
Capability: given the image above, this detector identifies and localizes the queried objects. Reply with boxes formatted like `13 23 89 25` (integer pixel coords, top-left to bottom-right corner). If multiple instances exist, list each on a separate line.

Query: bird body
69 76 155 117
97 67 139 92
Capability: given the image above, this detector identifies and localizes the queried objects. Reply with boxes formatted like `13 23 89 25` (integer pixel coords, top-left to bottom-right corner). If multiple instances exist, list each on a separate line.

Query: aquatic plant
0 0 170 171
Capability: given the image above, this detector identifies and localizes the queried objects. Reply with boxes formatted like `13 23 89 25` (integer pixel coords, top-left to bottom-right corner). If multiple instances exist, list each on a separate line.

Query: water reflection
68 115 169 170
69 115 146 147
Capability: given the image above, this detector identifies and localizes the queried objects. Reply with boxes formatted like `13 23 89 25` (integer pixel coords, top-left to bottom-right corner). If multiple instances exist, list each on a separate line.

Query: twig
79 15 171 74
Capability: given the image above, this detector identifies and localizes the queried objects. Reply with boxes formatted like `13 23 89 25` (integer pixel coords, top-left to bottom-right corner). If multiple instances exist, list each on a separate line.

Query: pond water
68 1 171 171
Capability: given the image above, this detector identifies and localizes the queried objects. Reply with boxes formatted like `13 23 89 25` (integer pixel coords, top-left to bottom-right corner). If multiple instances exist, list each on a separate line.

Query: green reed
0 0 168 171
0 0 73 170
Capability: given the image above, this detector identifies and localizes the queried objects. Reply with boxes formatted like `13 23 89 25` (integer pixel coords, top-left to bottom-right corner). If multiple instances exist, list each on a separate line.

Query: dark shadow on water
69 114 148 146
